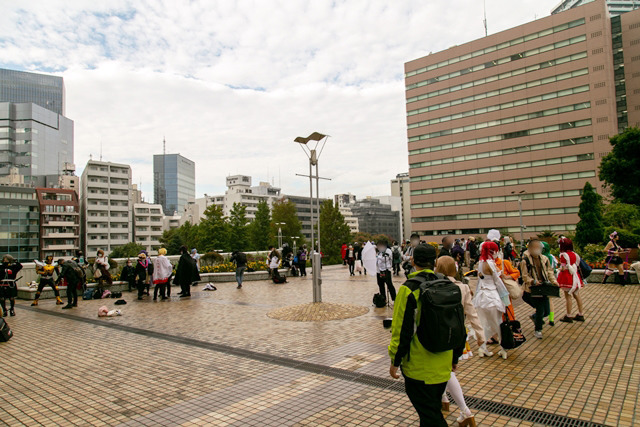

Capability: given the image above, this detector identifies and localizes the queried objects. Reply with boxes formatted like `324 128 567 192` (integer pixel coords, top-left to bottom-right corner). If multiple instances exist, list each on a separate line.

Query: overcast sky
0 0 557 200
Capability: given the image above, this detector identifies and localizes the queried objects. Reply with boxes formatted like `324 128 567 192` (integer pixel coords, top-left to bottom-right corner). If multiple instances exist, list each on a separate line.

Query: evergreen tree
575 181 605 247
228 202 249 252
249 200 271 250
318 200 351 264
109 242 146 258
198 205 229 252
271 198 304 247
599 127 640 205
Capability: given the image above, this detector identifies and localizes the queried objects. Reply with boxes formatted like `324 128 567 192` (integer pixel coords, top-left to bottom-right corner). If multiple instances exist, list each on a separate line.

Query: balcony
44 244 77 250
44 232 77 238
47 220 76 227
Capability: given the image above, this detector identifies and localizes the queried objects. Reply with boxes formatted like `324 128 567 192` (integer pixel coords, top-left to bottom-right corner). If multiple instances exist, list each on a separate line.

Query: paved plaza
1 264 639 426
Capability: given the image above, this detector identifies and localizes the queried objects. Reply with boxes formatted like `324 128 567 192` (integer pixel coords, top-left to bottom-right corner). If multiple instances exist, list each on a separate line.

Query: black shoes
237 285 242 289
61 304 73 309
573 314 585 322
9 309 15 316
559 315 573 323
179 294 191 298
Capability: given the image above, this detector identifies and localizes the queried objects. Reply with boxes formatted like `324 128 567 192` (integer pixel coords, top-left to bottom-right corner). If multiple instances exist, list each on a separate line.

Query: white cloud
0 0 556 199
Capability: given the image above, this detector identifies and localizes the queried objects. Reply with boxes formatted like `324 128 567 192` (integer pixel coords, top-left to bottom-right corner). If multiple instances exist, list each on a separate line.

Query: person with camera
376 238 396 303
520 239 559 339
402 233 420 276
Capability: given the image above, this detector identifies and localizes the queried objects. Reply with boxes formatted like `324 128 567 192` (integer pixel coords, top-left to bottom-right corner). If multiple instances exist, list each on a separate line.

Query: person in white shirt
152 248 173 301
376 239 396 302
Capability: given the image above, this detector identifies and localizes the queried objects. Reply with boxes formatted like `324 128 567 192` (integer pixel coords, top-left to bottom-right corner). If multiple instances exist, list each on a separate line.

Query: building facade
133 203 163 255
153 153 196 215
552 0 640 16
334 193 357 208
80 160 133 256
391 173 412 241
339 206 360 234
36 188 79 260
405 0 640 238
0 102 74 185
0 184 39 262
349 198 401 241
0 68 65 115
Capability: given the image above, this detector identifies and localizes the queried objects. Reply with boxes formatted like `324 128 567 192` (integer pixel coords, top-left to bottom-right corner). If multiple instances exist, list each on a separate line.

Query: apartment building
36 187 79 260
133 203 163 255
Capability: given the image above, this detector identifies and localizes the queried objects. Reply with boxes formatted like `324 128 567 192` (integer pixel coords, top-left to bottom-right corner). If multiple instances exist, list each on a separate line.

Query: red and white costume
558 250 583 294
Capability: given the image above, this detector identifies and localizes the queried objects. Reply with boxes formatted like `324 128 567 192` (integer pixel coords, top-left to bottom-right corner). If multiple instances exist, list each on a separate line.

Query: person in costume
436 256 484 427
473 241 511 359
603 231 629 285
541 241 558 326
120 259 136 292
152 248 172 301
56 258 82 309
557 237 586 323
135 252 151 300
94 249 112 294
0 255 22 317
32 255 63 306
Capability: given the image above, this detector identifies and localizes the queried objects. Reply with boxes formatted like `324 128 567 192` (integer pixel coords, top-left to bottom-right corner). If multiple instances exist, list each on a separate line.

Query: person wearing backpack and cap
56 258 82 309
388 244 461 427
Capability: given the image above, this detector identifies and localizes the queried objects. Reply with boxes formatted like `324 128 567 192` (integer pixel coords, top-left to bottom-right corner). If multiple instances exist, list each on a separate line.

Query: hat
487 229 500 241
413 244 437 266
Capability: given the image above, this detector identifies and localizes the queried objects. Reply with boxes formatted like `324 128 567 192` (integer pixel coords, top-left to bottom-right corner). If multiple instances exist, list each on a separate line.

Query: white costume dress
473 260 508 341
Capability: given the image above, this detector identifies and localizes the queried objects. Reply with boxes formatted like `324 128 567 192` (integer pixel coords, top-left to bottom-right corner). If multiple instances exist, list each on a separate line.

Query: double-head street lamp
295 132 330 303
275 222 285 249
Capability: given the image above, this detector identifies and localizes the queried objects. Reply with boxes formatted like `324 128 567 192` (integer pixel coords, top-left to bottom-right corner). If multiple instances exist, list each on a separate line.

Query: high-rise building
391 173 412 241
0 181 39 262
405 0 640 238
133 203 163 255
349 198 401 241
36 188 79 260
552 0 640 16
0 102 73 185
80 160 133 255
334 193 357 208
0 69 65 115
153 153 195 215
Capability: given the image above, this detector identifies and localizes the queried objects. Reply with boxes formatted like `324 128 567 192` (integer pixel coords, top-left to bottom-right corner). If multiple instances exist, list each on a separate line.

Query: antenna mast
163 136 166 155
483 0 488 37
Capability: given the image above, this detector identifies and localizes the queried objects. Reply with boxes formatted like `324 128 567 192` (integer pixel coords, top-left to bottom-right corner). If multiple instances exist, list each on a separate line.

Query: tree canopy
109 242 146 259
599 127 640 205
575 181 605 248
249 200 271 250
228 202 249 252
271 198 305 248
318 199 351 263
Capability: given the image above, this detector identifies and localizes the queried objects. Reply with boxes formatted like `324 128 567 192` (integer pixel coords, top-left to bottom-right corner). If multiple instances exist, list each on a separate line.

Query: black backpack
372 293 387 308
405 272 466 353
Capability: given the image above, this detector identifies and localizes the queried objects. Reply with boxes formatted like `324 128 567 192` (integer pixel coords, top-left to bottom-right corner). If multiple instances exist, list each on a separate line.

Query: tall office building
349 198 401 241
391 173 412 241
0 69 65 115
80 160 133 255
552 0 640 16
153 153 195 215
0 177 39 262
405 0 640 238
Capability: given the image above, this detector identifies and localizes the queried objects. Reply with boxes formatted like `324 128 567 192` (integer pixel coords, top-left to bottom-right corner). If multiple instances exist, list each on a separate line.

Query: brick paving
1 264 638 426
267 302 369 321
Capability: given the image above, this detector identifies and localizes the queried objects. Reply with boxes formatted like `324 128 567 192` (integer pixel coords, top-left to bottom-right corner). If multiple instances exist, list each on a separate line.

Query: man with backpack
388 244 465 427
56 259 82 309
230 251 247 289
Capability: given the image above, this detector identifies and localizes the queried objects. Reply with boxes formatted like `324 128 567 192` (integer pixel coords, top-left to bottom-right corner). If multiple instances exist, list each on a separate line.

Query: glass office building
0 69 65 115
0 186 39 262
153 154 196 215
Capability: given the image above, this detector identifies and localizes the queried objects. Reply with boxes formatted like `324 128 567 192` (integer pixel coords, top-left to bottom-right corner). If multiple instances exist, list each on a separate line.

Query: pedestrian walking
435 256 485 427
541 241 558 325
467 237 479 269
392 241 402 276
557 237 586 323
268 246 286 283
388 244 453 427
341 243 348 265
376 238 396 302
299 245 308 277
0 255 22 317
346 245 356 276
152 248 172 301
520 239 559 339
230 250 247 289
32 255 63 306
56 258 81 310
175 246 199 297
473 241 511 359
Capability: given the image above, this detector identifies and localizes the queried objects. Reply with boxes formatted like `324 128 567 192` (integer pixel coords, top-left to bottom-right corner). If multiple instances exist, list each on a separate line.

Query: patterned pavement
1 264 638 426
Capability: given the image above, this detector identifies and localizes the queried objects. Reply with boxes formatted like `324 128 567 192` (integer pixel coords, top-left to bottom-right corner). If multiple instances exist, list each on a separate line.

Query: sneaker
534 331 543 339
573 314 585 322
559 315 573 323
237 285 242 289
549 321 555 326
9 309 15 316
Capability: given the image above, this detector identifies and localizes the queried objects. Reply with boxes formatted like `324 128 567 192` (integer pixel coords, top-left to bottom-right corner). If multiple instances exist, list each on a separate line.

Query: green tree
318 200 352 263
271 198 304 248
599 127 640 205
109 242 145 259
575 182 605 248
602 203 640 230
249 200 271 250
159 228 184 255
198 205 229 252
228 203 249 252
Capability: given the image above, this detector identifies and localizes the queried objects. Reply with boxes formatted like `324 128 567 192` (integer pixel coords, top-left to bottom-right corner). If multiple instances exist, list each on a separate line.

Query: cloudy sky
0 0 557 200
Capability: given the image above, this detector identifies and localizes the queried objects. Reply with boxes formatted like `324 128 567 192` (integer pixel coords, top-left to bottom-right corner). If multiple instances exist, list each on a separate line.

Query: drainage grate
22 306 605 426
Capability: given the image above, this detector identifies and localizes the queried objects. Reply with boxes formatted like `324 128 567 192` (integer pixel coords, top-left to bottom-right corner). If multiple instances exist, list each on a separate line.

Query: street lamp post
294 132 330 303
274 222 285 249
511 190 526 253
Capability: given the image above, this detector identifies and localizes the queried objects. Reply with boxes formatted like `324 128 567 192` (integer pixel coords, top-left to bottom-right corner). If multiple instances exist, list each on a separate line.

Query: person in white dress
473 241 511 360
152 248 173 300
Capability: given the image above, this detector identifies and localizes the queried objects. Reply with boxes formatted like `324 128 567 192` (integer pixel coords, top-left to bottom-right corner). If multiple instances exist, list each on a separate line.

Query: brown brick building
405 0 640 239
36 188 79 260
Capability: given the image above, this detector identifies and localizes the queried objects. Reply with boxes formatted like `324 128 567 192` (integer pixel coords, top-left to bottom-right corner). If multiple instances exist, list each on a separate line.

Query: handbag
93 267 102 279
529 281 560 297
578 258 592 279
500 307 526 349
503 277 522 299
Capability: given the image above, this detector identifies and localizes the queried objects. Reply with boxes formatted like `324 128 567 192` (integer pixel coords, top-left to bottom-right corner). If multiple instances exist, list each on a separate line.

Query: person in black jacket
135 253 152 300
174 246 199 298
56 259 81 309
1 255 23 316
230 251 247 289
121 259 136 292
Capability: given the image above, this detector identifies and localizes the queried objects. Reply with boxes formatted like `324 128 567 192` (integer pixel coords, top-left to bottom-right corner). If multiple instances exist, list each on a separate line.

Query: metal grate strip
21 306 605 427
